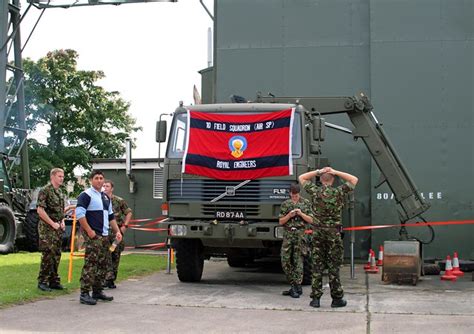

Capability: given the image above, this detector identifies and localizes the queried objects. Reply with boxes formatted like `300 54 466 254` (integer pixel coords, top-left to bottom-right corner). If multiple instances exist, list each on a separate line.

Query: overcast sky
20 0 213 158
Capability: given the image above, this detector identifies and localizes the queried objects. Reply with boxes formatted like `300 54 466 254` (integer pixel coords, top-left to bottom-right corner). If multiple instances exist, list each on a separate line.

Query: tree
9 49 140 192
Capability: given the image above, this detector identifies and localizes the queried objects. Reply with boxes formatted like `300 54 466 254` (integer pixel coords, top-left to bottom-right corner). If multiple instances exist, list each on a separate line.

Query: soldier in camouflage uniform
76 170 122 305
103 180 132 289
36 168 66 292
299 167 358 308
279 183 315 298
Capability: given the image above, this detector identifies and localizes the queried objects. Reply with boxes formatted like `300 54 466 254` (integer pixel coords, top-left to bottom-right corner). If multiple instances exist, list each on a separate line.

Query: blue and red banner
182 108 295 180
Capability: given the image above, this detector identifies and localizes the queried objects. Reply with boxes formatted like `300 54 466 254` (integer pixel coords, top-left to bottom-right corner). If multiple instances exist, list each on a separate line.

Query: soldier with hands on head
299 166 358 308
36 168 66 292
279 183 315 298
103 179 132 289
75 170 122 305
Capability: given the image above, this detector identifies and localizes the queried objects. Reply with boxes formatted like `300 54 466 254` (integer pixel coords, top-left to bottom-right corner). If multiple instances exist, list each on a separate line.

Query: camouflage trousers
80 232 109 294
281 230 304 285
38 221 64 285
310 229 344 299
105 232 125 282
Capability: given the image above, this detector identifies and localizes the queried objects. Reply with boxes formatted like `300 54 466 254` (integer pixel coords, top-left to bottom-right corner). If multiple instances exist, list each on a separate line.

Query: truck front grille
168 179 293 202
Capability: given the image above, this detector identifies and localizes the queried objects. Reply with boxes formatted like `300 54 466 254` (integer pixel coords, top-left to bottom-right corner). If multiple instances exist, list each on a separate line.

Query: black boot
309 298 320 308
331 298 347 308
105 280 116 289
289 285 300 298
92 290 114 301
281 288 291 296
38 283 51 292
49 283 64 290
80 292 97 305
282 285 293 296
296 285 303 296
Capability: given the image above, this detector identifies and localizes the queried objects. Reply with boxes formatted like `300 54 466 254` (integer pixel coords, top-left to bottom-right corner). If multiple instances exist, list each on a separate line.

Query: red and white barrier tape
128 217 168 228
129 227 168 232
125 242 166 250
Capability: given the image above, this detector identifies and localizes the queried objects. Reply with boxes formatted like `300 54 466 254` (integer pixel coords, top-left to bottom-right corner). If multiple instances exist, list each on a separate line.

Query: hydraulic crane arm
255 93 430 223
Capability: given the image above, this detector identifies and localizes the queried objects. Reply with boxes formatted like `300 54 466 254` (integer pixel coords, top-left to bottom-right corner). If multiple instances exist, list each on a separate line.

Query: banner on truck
182 108 294 180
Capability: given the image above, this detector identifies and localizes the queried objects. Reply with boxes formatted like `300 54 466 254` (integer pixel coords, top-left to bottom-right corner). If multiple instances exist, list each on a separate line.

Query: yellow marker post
67 214 77 283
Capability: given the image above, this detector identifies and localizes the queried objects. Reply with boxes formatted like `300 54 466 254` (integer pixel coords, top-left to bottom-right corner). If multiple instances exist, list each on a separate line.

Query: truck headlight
169 224 187 236
274 226 284 239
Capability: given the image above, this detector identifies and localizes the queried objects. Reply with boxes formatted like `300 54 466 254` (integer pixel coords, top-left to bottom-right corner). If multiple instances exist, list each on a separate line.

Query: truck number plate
215 210 245 220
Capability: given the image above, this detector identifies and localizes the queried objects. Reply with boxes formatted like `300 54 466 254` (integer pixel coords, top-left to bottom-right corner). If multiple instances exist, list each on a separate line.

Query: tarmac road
0 257 473 333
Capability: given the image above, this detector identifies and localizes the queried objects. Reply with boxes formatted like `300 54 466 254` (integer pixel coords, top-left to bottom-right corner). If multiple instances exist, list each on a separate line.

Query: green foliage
0 252 168 308
9 49 141 191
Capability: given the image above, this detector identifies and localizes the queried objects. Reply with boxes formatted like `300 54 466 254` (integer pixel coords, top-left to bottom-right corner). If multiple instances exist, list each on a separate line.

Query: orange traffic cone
377 245 384 266
366 250 379 273
451 252 464 277
364 249 373 270
440 255 457 281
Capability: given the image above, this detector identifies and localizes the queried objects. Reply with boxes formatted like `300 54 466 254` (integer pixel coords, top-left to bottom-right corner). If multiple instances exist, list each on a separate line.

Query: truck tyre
24 210 39 252
0 205 16 254
302 256 312 285
174 239 204 282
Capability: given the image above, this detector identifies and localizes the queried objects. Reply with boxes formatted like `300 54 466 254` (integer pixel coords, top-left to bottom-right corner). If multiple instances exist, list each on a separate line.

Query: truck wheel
174 239 204 282
302 256 312 285
0 205 16 254
24 210 39 252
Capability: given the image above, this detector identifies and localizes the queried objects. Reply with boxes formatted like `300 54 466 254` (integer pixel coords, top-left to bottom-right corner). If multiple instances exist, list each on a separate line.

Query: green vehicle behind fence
0 157 34 254
0 158 75 254
156 94 429 283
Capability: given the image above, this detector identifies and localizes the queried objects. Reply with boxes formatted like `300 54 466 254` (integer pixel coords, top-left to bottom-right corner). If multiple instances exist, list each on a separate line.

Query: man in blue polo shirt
76 170 122 305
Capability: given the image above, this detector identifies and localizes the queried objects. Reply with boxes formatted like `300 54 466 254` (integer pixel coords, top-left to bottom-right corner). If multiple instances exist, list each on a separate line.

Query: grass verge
0 251 168 308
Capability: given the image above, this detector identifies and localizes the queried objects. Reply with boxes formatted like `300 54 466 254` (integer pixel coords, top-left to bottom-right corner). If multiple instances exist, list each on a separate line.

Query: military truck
155 93 430 282
0 156 36 254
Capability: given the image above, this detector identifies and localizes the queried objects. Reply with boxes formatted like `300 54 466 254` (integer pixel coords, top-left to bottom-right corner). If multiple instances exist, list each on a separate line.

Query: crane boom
255 93 430 223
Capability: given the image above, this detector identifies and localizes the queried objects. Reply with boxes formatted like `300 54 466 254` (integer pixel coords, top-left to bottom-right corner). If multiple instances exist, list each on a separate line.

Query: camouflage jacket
279 197 314 229
111 195 132 226
37 183 66 222
304 181 354 226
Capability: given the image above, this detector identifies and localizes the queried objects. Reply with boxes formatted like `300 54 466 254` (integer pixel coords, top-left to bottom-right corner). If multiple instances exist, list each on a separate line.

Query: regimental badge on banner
229 136 247 158
182 108 295 180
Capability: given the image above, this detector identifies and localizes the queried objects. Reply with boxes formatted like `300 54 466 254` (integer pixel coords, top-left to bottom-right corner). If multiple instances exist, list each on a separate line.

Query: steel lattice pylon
0 0 30 188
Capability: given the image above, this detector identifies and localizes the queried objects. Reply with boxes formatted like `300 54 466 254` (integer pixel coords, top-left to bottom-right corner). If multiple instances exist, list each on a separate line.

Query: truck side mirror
312 117 325 141
156 120 167 143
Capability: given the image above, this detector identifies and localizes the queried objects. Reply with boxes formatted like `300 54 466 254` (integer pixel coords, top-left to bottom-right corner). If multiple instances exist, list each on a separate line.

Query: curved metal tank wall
213 0 474 259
